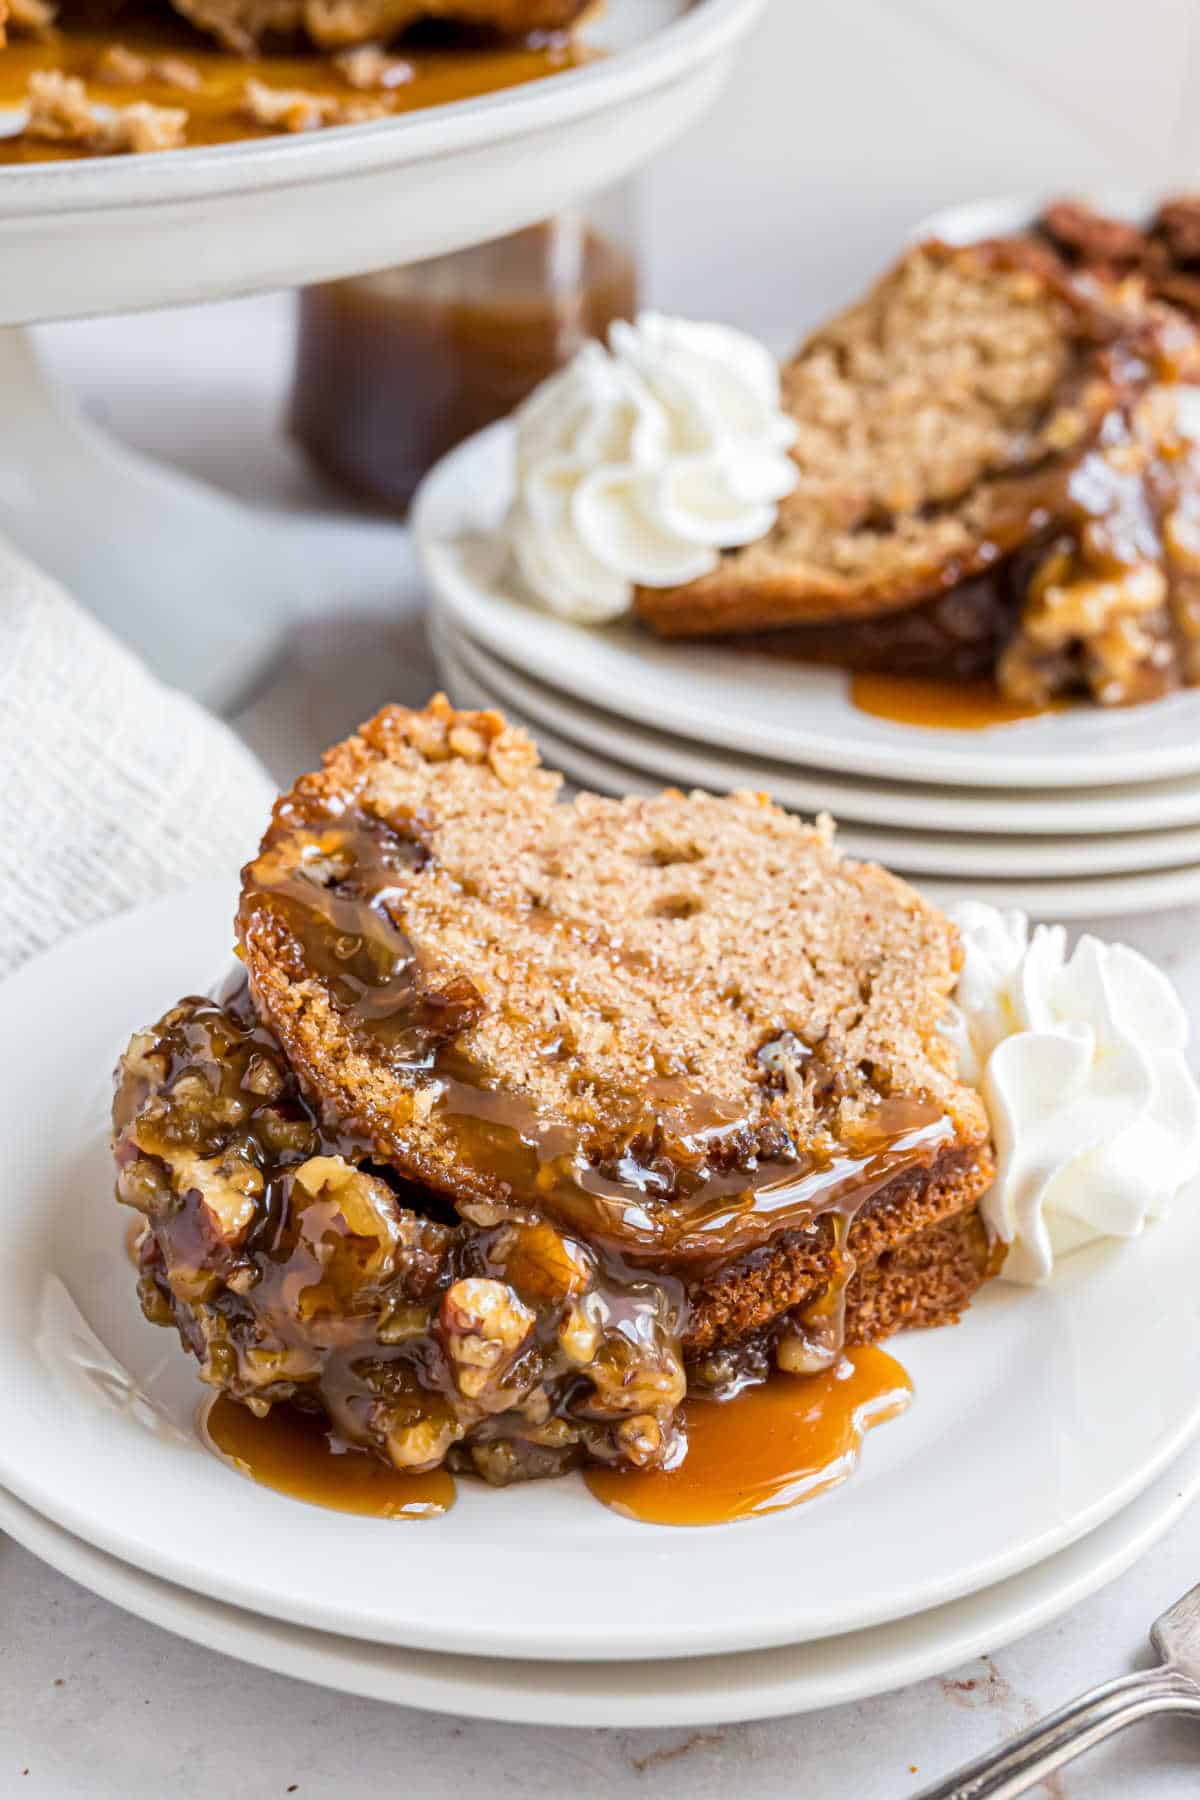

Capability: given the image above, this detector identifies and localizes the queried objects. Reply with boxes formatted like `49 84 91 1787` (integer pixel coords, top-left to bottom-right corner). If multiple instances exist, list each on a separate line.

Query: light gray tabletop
4 294 1198 1800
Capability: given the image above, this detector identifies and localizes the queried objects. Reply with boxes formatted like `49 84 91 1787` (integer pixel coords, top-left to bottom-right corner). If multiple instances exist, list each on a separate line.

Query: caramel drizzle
240 817 954 1270
433 1074 950 1264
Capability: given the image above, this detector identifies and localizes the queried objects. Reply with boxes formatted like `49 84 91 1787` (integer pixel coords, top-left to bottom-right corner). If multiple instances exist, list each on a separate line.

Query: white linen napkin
0 535 277 980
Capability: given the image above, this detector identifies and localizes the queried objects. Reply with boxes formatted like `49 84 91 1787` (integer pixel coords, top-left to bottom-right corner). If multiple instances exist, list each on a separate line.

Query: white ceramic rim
431 608 1200 836
912 187 1171 248
4 1431 1199 1728
0 0 759 211
433 613 1200 875
435 634 1200 919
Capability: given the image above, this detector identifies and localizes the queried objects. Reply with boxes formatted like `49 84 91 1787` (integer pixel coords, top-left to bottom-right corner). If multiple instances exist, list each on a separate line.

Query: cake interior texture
114 700 997 1484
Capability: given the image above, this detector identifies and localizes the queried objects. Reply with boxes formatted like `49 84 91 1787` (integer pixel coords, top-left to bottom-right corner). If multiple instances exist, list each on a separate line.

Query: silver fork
914 1583 1200 1798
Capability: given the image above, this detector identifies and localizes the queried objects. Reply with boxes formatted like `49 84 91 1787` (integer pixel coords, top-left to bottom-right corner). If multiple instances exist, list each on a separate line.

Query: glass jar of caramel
288 186 640 512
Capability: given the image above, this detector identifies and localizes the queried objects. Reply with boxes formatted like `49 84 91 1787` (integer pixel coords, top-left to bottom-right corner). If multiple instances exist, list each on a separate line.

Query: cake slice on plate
634 240 1200 707
116 698 996 1482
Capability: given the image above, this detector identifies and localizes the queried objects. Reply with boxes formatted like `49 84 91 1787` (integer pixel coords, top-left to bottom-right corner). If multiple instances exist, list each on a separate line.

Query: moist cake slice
633 239 1120 636
240 702 993 1343
114 698 996 1484
634 240 1200 708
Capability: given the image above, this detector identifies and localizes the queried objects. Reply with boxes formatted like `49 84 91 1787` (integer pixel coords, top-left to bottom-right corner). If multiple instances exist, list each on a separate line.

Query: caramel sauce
584 1346 912 1526
124 1218 146 1266
201 1392 455 1518
849 672 1056 730
240 814 955 1271
133 981 921 1521
291 222 638 510
0 21 583 163
437 1075 951 1267
199 1349 908 1528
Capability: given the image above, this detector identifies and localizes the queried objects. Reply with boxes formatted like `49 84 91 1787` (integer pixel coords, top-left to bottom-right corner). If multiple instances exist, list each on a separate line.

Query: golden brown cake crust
687 1141 996 1353
237 697 992 1276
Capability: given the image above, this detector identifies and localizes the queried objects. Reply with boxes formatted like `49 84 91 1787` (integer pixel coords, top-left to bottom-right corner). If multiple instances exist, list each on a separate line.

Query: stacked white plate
5 886 1200 1729
414 420 1200 921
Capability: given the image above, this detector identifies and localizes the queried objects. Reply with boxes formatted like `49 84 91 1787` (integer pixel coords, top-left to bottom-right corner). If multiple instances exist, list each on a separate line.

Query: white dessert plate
0 0 765 326
434 615 1200 872
436 638 1200 918
917 188 1167 251
912 866 1200 920
5 1432 1200 1728
413 420 1200 792
5 885 1200 1664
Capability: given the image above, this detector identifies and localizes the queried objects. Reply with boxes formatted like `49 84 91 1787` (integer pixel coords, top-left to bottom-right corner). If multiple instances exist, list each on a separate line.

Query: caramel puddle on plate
849 672 1059 731
585 1345 911 1526
198 1347 907 1527
200 1394 454 1520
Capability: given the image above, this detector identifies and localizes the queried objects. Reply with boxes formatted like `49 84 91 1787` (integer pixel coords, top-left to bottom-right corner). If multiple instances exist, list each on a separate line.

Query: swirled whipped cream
947 902 1200 1284
504 314 798 623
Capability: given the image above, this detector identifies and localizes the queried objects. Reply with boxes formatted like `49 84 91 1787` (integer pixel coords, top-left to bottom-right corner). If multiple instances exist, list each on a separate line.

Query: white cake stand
0 0 763 707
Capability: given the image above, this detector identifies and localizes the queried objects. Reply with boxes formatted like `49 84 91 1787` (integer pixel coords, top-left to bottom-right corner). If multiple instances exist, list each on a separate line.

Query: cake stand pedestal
0 0 762 710
0 326 307 711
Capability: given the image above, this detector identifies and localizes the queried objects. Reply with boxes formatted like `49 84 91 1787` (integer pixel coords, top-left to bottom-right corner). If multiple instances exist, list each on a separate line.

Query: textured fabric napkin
0 535 277 980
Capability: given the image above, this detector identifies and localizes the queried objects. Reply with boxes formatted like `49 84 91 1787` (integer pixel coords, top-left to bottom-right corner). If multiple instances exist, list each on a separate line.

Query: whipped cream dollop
504 313 798 623
947 902 1200 1284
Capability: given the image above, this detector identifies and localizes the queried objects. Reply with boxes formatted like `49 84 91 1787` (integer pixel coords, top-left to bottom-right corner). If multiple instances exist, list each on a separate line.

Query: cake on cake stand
0 0 764 708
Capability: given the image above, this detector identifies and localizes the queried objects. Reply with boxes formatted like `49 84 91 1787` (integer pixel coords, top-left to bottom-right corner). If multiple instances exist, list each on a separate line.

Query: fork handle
913 1665 1200 1799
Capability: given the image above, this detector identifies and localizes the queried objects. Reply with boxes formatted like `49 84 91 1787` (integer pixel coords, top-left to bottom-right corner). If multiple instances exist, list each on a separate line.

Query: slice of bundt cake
237 697 994 1345
116 698 997 1485
634 240 1119 636
634 240 1200 707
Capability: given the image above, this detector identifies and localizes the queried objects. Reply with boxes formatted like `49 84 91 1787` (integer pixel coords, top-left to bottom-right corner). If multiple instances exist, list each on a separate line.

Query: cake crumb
628 1731 726 1773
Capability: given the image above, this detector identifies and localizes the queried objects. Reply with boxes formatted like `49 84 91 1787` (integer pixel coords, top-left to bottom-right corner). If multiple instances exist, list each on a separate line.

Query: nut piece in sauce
439 1277 536 1401
557 1296 605 1366
115 988 693 1485
491 1218 593 1303
776 1326 839 1376
291 1156 403 1269
170 1147 264 1243
386 1411 462 1473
